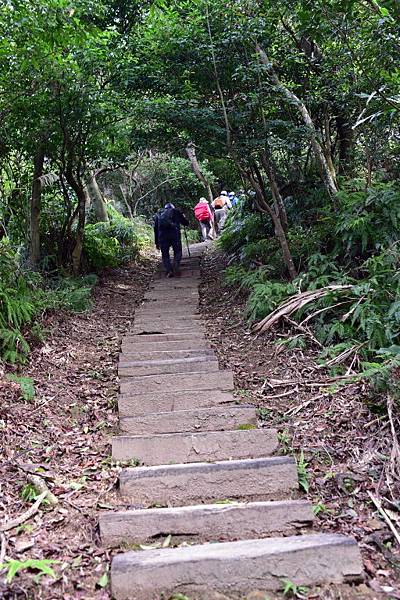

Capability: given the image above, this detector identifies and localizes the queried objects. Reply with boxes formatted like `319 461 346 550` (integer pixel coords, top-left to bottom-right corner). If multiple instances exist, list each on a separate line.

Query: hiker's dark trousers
160 236 182 274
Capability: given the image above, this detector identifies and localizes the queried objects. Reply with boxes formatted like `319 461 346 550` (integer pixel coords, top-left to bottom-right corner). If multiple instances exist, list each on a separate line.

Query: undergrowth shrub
0 240 97 363
335 181 400 259
83 208 152 270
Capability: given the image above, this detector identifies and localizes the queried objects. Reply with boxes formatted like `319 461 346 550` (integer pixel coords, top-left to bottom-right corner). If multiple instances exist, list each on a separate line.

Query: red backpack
194 202 210 222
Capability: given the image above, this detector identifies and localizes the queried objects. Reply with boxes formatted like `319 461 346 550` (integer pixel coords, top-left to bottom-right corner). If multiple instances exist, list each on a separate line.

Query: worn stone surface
100 499 314 546
120 370 234 395
134 310 201 319
119 355 216 368
131 320 204 330
112 428 278 464
131 325 204 336
118 359 220 377
144 292 199 300
119 349 215 363
135 309 201 319
119 456 298 505
122 333 207 343
111 534 363 600
121 339 209 353
118 390 237 417
119 405 257 434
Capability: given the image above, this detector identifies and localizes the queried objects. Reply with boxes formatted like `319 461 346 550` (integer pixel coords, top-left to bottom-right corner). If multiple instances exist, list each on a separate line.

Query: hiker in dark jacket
154 203 189 277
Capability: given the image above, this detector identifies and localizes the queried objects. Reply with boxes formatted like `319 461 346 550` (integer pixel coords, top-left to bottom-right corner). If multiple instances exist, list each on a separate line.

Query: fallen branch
0 491 47 532
368 491 400 546
283 315 323 348
27 474 58 506
0 532 6 562
387 394 400 479
253 285 353 334
263 387 298 400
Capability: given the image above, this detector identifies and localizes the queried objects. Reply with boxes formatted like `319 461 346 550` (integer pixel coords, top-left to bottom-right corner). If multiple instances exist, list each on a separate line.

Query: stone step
118 390 236 417
144 295 199 302
155 271 200 278
135 308 200 317
120 349 215 363
131 321 204 331
119 405 256 434
150 282 200 289
141 297 199 305
134 308 202 323
100 499 314 547
122 333 210 343
121 340 210 354
119 456 298 505
120 370 234 395
132 319 202 328
111 533 363 600
130 326 204 336
112 428 277 464
118 359 219 377
119 355 216 368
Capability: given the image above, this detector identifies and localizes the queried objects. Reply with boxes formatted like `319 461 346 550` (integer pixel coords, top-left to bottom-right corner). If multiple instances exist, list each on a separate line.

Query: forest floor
200 247 400 600
1 245 399 599
0 257 155 599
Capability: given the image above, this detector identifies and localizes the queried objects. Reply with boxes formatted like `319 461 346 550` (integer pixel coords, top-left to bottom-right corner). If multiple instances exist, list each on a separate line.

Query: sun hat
221 190 228 196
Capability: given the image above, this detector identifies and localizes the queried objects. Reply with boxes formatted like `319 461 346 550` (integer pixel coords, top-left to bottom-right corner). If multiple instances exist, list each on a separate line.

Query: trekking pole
184 227 191 258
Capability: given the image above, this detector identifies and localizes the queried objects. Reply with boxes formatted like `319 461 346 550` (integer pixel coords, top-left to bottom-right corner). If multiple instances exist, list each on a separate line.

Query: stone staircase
99 245 363 600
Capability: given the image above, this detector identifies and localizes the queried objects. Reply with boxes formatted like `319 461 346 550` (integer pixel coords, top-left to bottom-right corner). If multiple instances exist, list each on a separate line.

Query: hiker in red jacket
194 197 214 241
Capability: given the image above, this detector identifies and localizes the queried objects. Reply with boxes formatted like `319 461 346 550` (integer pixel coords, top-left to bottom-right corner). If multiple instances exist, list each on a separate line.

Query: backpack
194 203 210 222
214 196 225 209
158 207 176 232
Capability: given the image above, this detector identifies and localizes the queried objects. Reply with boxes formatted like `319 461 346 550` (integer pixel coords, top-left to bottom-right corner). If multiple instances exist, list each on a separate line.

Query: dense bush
83 209 152 270
222 182 400 382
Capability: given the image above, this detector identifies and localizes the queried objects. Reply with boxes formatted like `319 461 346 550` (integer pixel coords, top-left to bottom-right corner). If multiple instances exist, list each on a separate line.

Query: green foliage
335 182 400 257
296 451 310 493
0 558 58 584
313 501 330 516
246 281 296 322
281 579 309 598
0 240 97 362
218 211 272 261
6 375 35 402
84 211 152 270
20 483 39 503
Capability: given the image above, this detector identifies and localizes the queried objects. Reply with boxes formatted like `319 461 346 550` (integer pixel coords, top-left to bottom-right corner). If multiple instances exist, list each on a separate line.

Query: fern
6 374 35 401
0 558 58 583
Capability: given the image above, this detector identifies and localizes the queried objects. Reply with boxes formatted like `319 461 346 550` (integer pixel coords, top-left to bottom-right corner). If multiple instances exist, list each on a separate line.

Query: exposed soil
0 258 155 599
200 247 400 600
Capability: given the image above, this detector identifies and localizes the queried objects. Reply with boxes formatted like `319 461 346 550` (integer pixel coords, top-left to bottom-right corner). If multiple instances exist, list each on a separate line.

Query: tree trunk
323 109 337 183
28 145 45 268
185 142 214 202
245 167 297 280
260 150 288 230
256 44 338 197
86 171 109 223
119 184 134 219
66 169 86 275
336 115 354 175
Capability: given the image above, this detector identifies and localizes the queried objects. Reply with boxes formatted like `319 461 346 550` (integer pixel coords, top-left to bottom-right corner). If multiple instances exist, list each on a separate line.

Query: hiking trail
99 244 363 600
